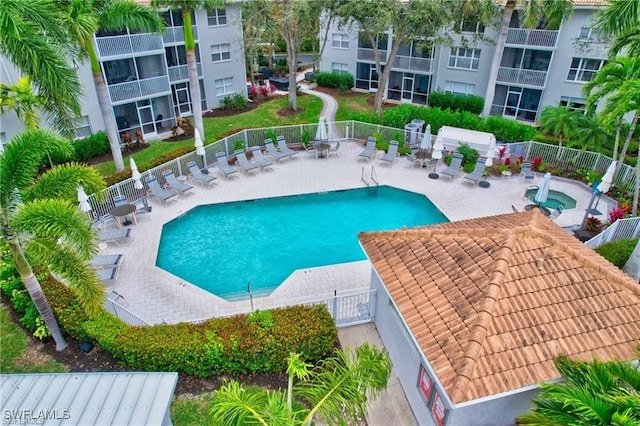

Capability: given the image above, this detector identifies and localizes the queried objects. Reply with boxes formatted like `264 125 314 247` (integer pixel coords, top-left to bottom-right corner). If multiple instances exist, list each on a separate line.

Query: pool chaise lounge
92 254 124 269
463 159 487 185
441 153 464 180
276 136 299 158
187 161 217 186
215 152 239 178
97 266 120 284
358 137 377 161
98 228 132 246
146 176 178 204
265 140 289 162
162 169 194 195
235 150 260 174
250 146 274 169
379 141 399 165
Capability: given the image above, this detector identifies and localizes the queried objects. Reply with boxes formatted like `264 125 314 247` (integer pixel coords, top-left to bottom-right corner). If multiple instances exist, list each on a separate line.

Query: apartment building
320 1 610 123
0 4 247 145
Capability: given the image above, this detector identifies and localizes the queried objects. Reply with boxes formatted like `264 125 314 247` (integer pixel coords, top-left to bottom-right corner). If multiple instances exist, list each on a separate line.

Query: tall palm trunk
183 11 204 140
7 238 68 351
616 112 639 176
482 2 514 117
87 40 125 172
613 118 623 162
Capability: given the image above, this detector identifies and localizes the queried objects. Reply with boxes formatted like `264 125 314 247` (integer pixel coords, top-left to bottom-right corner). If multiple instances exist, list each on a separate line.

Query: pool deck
101 141 616 325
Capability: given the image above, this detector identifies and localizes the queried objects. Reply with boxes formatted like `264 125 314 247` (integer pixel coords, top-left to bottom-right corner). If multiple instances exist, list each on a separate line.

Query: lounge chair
441 153 464 180
549 204 564 220
379 141 399 165
235 150 259 174
521 162 535 182
187 161 217 186
98 228 132 246
91 254 124 269
96 266 120 283
276 135 299 158
463 158 487 185
146 176 178 204
358 137 377 161
250 146 274 169
328 141 341 157
162 169 194 195
265 140 289 162
215 152 239 178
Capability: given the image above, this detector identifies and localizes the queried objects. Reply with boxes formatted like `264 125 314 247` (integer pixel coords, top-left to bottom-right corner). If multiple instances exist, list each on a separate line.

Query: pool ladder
361 166 379 187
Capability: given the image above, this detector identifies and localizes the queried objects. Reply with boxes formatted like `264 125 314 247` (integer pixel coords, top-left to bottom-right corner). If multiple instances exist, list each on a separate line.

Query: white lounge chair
379 141 399 165
463 159 487 185
358 137 377 161
521 162 535 182
250 146 274 170
162 169 194 195
98 228 132 246
215 152 239 178
91 254 124 269
146 176 178 204
96 266 120 283
235 150 259 174
265 140 289 162
276 135 299 158
441 153 464 180
187 161 217 186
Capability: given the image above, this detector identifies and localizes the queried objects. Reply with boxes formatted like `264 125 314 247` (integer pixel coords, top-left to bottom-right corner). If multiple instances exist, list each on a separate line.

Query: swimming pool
156 186 448 300
525 188 577 210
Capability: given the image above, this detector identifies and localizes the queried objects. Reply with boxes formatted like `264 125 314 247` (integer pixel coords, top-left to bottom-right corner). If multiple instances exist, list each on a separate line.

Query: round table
314 142 331 158
111 204 137 227
501 170 512 179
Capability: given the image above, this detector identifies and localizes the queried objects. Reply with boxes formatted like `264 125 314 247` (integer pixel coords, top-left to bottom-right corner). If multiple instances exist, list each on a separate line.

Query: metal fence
106 291 151 326
585 217 640 249
314 290 376 327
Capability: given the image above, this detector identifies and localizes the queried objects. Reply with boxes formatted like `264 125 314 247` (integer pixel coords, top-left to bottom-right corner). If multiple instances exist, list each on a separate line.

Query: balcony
168 63 203 82
392 55 432 73
96 34 163 58
497 67 547 87
357 48 388 63
506 29 558 48
162 26 199 44
108 75 171 103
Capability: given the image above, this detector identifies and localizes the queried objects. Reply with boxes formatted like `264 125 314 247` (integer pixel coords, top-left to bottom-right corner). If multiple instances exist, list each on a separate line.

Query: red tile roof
359 210 640 404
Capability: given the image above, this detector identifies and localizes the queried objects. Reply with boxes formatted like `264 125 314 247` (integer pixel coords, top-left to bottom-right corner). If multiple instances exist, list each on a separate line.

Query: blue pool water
157 186 448 300
525 188 577 210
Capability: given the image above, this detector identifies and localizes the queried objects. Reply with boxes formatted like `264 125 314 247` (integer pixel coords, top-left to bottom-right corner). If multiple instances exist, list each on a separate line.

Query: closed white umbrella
130 157 150 212
535 172 551 205
77 186 91 212
194 128 207 169
420 124 432 150
597 161 617 194
485 136 496 167
315 116 328 141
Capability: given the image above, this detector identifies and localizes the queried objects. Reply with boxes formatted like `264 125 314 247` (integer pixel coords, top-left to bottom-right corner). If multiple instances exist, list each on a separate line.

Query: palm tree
0 130 106 351
572 113 610 153
482 0 573 117
583 57 640 164
537 105 580 150
208 343 392 425
57 0 164 172
151 1 222 141
517 353 640 425
593 0 640 43
0 76 45 130
0 0 81 135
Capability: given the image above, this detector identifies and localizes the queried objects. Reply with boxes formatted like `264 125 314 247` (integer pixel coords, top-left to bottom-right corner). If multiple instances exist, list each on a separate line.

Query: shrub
429 91 484 114
248 85 258 100
480 116 537 143
456 144 479 172
315 72 354 92
595 238 638 269
48 132 111 165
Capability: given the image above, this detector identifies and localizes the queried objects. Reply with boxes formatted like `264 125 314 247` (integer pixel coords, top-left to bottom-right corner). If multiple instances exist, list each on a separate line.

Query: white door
138 104 156 138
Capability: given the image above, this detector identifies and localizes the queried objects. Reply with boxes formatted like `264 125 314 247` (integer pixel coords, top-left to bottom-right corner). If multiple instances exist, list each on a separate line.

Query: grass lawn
171 393 213 426
0 304 66 373
335 93 374 122
93 94 324 176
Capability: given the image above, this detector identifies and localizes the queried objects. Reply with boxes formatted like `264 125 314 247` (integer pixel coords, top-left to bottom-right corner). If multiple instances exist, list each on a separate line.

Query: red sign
431 392 447 426
417 364 433 403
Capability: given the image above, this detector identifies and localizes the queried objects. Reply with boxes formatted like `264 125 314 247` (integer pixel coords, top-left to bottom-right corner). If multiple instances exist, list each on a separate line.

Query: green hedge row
315 71 354 92
49 132 111 165
594 238 638 269
428 91 484 115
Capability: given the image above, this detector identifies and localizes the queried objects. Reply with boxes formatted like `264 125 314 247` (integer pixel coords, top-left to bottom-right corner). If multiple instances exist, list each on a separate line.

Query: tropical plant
482 0 574 116
517 353 640 425
0 0 81 135
593 0 640 58
57 0 165 172
0 77 46 130
208 343 392 425
537 105 581 150
0 130 106 351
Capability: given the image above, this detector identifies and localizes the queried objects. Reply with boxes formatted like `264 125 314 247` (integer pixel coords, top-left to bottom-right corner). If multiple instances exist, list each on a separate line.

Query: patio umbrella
194 128 207 169
535 172 551 205
581 161 617 229
130 158 150 212
429 137 444 178
485 136 497 167
420 124 432 151
77 186 91 213
315 116 328 141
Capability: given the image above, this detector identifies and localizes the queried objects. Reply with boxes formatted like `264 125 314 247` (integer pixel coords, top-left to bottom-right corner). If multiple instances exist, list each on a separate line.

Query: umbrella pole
580 191 599 229
201 154 209 174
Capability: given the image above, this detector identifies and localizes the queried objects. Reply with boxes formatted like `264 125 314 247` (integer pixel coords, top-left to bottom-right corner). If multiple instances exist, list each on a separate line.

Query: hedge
48 132 111 165
428 91 484 115
594 238 638 269
315 71 354 92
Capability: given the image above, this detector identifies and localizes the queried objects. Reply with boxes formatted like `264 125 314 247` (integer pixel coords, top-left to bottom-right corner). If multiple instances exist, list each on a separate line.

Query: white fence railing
108 75 171 103
106 291 151 326
585 217 640 249
95 34 163 58
506 28 558 47
497 67 548 87
392 55 432 72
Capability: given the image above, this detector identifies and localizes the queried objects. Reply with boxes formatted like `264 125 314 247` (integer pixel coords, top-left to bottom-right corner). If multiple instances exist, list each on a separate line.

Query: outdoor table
415 149 431 167
111 204 137 228
314 141 331 158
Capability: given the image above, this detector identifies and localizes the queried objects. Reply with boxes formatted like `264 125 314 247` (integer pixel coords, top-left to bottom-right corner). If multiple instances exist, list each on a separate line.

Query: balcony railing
162 26 199 44
95 34 163 58
168 63 203 82
108 75 171 103
497 67 548 87
506 29 558 48
357 48 387 63
392 55 432 72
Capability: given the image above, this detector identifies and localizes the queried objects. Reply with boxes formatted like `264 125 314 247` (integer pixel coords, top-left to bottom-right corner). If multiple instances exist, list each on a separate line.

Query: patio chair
98 228 132 246
96 266 120 284
328 141 341 157
301 142 316 157
549 204 564 220
235 149 259 174
113 195 128 207
146 176 178 204
276 135 299 158
379 141 400 165
463 158 487 185
250 146 274 169
521 162 535 182
215 152 239 178
265 140 289 162
161 169 194 195
91 254 124 269
358 137 377 161
187 161 217 186
441 153 464 180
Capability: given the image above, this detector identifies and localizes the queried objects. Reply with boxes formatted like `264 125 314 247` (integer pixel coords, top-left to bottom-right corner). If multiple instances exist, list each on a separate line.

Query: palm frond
609 27 640 58
98 0 165 34
22 163 105 204
592 0 640 38
208 381 277 426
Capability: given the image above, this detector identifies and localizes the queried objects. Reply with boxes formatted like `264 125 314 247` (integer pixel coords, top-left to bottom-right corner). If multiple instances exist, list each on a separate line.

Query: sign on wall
416 363 448 425
431 392 448 426
417 364 434 404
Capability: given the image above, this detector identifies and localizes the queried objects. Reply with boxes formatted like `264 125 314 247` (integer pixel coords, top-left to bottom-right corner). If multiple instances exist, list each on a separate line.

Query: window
211 44 230 62
459 19 485 33
74 116 92 139
215 77 234 96
448 47 480 70
567 58 605 82
207 8 227 26
560 96 587 112
444 81 475 96
332 62 349 74
332 33 349 49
